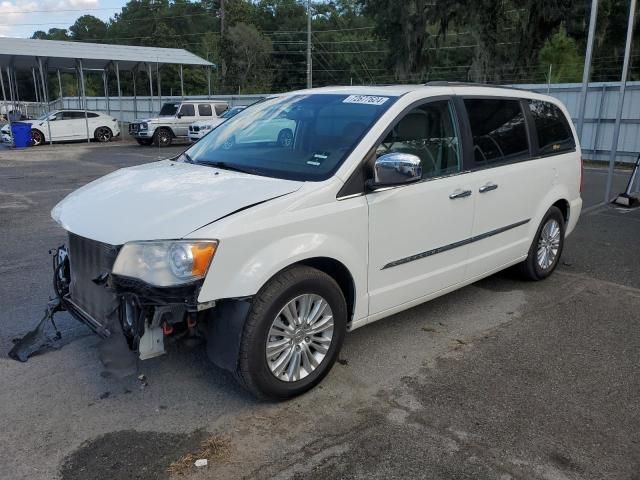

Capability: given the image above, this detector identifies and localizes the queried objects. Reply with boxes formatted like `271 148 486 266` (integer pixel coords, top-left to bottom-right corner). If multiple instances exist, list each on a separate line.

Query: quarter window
179 104 195 117
376 100 461 179
214 104 228 115
528 100 575 155
198 104 212 116
464 99 530 165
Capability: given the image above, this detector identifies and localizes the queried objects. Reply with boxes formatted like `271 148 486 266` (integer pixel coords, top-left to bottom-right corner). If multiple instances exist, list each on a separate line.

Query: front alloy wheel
266 294 334 382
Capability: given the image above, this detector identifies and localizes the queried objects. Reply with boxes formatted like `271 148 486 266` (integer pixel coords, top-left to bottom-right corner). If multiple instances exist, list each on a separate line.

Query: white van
50 84 582 399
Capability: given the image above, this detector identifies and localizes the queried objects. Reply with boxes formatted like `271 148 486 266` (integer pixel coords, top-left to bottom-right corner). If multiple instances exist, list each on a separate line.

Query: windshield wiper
202 161 260 175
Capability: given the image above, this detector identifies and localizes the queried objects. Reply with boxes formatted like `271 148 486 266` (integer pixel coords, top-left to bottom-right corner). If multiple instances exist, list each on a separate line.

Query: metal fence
515 81 640 164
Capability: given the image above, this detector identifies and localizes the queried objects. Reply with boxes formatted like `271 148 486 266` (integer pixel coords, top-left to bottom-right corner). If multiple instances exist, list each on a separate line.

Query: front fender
198 232 368 323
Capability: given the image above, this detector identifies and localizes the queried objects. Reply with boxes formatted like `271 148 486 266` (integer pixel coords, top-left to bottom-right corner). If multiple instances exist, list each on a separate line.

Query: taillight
580 157 584 193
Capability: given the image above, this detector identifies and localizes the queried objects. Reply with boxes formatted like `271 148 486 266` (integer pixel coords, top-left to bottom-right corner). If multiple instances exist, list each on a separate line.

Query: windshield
37 112 55 120
185 94 396 181
159 103 179 116
222 106 245 119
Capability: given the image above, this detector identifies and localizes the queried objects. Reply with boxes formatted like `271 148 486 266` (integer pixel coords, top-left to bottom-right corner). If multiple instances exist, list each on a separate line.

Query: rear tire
518 206 565 281
154 128 173 147
94 126 113 143
237 266 347 400
31 129 44 146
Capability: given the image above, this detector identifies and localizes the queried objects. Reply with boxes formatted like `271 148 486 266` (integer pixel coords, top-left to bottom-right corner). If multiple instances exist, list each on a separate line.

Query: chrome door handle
449 189 472 199
479 183 498 193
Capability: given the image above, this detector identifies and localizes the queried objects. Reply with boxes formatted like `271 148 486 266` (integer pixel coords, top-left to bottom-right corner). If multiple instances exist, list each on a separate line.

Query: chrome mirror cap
371 152 422 188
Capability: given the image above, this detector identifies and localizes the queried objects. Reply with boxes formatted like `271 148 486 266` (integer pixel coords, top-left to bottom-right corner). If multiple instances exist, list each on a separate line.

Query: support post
57 69 63 109
37 57 53 146
115 62 123 142
156 62 161 112
13 67 20 104
148 63 154 116
132 67 138 119
103 67 110 114
1 68 10 144
605 0 637 202
577 0 598 142
77 59 90 143
180 64 184 99
32 68 40 105
5 66 14 144
207 65 212 98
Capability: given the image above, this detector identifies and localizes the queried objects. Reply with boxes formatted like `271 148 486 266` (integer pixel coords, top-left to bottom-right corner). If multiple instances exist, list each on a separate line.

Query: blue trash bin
10 122 32 148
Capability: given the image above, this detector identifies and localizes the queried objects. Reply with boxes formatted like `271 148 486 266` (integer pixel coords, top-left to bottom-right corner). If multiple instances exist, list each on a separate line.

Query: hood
52 160 303 245
132 118 157 124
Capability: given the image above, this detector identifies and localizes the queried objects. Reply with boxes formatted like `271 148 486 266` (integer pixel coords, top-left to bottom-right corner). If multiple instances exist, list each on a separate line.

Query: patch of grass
167 436 231 477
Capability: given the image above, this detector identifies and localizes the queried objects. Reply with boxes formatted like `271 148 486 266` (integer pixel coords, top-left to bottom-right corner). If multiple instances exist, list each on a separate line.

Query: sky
0 0 127 38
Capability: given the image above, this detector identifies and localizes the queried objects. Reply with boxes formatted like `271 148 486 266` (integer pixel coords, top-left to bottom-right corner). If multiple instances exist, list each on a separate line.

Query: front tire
94 126 113 142
154 128 173 147
519 206 565 281
31 129 44 146
237 266 347 399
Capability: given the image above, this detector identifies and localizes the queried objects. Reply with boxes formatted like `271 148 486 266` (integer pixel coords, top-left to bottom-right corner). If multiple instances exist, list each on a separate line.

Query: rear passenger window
528 100 575 155
87 113 99 118
198 104 212 116
377 100 461 179
464 99 529 165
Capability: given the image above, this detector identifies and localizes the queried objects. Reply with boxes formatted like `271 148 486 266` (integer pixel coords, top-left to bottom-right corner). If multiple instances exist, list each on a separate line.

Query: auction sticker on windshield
343 95 390 106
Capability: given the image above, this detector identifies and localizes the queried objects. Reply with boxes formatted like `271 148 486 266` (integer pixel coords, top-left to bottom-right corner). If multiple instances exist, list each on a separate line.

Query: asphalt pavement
0 142 638 480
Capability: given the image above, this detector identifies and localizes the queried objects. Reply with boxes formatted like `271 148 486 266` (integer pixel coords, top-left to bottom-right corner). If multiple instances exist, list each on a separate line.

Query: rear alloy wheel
518 206 565 281
31 129 44 146
237 266 347 399
94 127 113 143
154 128 173 147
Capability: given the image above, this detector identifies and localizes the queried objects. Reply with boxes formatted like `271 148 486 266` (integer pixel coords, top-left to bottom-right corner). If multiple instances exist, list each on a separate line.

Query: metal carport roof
0 37 213 71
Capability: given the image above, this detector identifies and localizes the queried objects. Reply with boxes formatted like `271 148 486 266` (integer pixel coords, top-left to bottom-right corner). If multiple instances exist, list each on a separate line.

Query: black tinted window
464 99 529 165
377 100 461 179
87 112 99 118
180 104 195 117
198 104 212 116
528 100 575 155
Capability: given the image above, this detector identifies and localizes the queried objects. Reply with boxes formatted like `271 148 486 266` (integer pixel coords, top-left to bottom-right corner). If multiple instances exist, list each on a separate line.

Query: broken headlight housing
112 240 218 287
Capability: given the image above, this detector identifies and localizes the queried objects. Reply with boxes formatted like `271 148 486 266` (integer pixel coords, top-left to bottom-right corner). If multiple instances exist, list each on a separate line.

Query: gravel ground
0 142 638 480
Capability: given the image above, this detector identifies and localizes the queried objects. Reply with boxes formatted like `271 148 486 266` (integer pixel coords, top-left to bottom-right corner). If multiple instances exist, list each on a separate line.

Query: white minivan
50 84 582 399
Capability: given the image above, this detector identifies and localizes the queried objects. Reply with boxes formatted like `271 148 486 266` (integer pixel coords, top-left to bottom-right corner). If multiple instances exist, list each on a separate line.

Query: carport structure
0 37 214 145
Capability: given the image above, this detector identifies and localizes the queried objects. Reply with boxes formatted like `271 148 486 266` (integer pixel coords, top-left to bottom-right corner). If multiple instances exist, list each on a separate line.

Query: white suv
1 110 120 145
188 106 247 142
50 85 582 399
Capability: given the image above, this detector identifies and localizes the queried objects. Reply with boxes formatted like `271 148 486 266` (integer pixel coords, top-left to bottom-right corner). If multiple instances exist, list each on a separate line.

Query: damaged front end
11 233 217 363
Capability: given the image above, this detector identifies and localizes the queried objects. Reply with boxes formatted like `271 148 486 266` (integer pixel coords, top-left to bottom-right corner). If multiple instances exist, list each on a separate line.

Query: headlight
140 122 148 130
112 240 218 287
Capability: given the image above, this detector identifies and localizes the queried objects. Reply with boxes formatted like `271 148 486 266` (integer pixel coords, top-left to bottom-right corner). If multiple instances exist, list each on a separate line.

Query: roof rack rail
423 81 526 91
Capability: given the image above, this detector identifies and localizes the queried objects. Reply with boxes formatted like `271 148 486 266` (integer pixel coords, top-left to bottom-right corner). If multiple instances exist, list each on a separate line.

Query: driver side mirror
368 152 422 189
177 113 183 119
48 115 57 121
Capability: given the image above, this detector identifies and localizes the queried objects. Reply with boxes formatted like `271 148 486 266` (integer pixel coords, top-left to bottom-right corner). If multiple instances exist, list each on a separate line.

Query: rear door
460 97 546 279
367 98 475 315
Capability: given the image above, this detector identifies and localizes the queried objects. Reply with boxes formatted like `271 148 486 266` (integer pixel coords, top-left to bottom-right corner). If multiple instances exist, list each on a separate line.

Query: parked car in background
188 106 247 142
129 101 229 147
49 84 582 399
1 110 119 146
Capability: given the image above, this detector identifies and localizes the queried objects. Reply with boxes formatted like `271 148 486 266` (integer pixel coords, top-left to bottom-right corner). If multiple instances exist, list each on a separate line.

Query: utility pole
220 0 225 37
577 0 598 142
306 0 312 89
